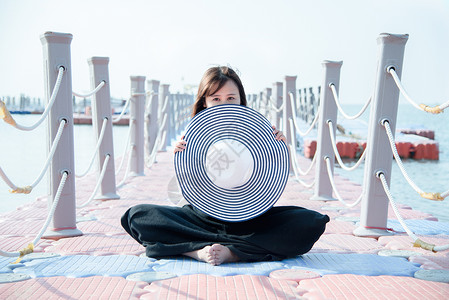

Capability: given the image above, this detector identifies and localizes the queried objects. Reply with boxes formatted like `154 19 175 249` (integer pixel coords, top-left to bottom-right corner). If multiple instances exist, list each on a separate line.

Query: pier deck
1 149 448 299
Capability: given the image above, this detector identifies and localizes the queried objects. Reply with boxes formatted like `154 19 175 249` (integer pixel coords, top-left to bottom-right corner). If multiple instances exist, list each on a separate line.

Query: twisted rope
1 120 66 194
146 113 168 168
324 156 363 207
389 67 448 114
77 154 111 208
116 122 134 188
329 84 371 120
383 120 445 201
76 118 108 178
145 91 158 112
159 95 170 119
378 172 449 252
72 81 105 98
288 118 317 176
0 171 68 261
269 97 284 113
112 97 131 123
0 67 65 131
327 120 367 171
287 119 315 188
289 92 319 137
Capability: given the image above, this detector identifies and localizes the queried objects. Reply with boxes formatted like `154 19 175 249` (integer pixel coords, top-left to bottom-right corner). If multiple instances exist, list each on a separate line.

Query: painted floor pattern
0 150 448 299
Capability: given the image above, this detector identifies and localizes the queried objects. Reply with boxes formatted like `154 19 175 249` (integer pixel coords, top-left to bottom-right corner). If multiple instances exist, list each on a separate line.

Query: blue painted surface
281 253 421 276
12 255 154 278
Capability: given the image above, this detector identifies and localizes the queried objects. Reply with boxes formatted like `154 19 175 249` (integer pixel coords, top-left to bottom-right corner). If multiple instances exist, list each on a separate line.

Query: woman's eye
213 98 220 101
227 97 235 101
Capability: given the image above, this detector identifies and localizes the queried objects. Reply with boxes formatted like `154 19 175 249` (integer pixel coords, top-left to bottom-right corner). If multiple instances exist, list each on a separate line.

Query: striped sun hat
174 104 289 222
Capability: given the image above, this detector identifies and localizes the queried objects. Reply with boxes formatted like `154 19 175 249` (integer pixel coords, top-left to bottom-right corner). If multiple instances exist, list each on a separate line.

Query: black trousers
121 204 329 262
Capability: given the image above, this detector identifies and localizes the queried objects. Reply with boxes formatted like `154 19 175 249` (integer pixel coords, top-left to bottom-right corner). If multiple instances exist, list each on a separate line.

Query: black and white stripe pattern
174 104 289 222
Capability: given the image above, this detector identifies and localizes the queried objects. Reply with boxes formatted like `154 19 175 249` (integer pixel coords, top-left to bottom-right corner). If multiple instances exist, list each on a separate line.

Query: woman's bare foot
183 244 239 266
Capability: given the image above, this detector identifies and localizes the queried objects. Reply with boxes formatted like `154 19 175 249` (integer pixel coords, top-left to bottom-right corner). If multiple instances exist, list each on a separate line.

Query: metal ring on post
386 65 396 73
56 65 66 72
380 118 390 126
375 170 385 178
59 117 69 125
60 169 71 176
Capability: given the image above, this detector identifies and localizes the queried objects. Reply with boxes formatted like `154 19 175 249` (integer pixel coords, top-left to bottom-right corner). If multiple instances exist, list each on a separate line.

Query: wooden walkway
0 149 448 299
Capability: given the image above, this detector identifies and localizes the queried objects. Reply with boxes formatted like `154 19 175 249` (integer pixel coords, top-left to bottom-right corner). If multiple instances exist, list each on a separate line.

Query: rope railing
76 117 108 178
288 92 320 137
269 97 284 113
287 119 315 188
0 119 66 194
146 113 168 168
388 67 449 114
72 80 105 98
112 97 131 123
0 171 68 262
329 83 372 120
327 120 367 172
0 66 65 131
378 172 449 252
145 91 157 112
159 95 170 119
324 156 363 208
77 154 111 208
288 118 317 176
382 119 446 201
115 122 134 188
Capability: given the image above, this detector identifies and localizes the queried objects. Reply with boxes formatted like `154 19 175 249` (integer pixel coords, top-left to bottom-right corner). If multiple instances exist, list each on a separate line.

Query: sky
0 0 448 104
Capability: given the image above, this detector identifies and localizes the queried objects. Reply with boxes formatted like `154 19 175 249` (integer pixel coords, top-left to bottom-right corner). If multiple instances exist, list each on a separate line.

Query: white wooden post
129 76 146 176
272 82 283 129
283 76 296 173
168 94 176 144
145 79 160 157
310 61 342 201
41 32 82 239
264 87 272 118
88 57 119 200
354 33 409 237
159 84 170 152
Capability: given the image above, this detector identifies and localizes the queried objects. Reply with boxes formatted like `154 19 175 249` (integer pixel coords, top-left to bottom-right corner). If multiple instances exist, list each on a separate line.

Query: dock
1 150 448 299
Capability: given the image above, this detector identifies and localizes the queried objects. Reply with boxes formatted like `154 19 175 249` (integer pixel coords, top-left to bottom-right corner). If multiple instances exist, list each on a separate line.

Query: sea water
0 104 448 223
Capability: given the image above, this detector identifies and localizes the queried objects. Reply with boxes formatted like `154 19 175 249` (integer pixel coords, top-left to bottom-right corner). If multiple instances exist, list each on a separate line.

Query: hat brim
174 104 289 222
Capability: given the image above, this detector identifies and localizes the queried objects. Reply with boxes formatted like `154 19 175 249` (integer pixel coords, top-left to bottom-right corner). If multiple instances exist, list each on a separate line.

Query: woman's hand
174 135 187 154
272 126 287 143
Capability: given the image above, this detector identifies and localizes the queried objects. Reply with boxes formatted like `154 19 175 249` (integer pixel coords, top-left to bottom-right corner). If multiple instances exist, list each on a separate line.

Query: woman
121 66 329 266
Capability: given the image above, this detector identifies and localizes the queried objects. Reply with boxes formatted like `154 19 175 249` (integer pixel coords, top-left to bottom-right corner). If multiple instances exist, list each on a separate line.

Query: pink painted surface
311 234 383 253
378 235 449 256
141 274 303 300
297 274 449 299
45 234 145 256
0 276 148 299
323 220 356 235
410 255 449 270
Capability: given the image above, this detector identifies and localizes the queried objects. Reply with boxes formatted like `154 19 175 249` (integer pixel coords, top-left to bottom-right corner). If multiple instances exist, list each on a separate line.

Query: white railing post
160 84 170 152
354 33 409 237
40 32 82 239
283 76 296 173
168 93 176 144
129 76 146 176
272 82 283 129
145 79 160 157
264 87 272 118
310 61 342 201
88 57 119 200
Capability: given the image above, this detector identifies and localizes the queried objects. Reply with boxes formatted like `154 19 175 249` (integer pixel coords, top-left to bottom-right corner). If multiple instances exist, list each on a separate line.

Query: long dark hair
192 66 247 117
